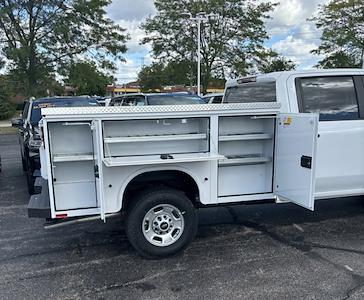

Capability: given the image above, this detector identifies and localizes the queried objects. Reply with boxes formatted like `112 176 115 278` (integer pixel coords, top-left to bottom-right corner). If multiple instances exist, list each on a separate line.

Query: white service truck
29 69 364 258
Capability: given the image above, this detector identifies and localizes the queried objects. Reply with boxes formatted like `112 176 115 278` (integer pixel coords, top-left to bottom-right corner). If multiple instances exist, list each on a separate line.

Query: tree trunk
27 44 37 96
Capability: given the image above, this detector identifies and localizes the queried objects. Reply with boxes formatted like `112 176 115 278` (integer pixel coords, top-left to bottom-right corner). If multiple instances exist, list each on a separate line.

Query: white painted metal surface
228 69 364 200
104 133 207 144
41 102 281 117
92 120 106 221
104 153 224 167
40 69 364 223
284 73 364 199
47 122 98 213
274 113 318 210
40 100 321 221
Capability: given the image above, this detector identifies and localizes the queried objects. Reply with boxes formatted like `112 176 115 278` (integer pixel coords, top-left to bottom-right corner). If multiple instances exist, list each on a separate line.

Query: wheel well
122 170 200 211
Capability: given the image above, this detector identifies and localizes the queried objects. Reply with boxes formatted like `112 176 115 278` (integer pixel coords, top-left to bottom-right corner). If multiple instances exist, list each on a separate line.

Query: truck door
274 113 318 210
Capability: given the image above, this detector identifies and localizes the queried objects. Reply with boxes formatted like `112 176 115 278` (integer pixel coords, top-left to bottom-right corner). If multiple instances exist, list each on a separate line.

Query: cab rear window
296 76 360 121
224 82 276 103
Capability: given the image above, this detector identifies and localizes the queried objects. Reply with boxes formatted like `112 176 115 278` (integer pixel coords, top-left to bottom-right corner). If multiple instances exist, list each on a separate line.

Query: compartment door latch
300 155 312 169
94 165 99 178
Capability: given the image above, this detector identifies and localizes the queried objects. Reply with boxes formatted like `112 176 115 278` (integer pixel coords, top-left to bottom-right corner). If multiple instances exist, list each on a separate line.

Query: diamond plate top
42 102 281 119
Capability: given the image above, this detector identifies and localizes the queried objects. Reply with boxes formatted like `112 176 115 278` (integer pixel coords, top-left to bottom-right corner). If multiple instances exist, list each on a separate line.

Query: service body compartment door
274 113 318 210
48 121 98 213
91 120 105 221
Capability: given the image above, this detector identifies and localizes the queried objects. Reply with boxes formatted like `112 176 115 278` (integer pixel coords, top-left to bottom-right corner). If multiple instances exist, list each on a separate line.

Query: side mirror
11 117 24 128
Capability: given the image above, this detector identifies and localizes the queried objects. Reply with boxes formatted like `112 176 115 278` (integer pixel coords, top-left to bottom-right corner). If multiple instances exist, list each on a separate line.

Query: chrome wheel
142 204 185 247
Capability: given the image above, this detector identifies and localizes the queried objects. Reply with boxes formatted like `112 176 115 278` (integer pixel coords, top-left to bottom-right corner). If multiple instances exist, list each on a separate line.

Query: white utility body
32 68 364 258
41 103 318 216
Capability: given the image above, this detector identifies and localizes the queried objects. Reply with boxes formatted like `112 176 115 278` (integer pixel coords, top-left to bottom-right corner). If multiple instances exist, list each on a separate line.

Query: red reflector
55 213 68 219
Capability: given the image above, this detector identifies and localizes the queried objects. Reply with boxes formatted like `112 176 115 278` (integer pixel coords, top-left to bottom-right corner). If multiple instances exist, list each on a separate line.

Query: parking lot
0 133 363 299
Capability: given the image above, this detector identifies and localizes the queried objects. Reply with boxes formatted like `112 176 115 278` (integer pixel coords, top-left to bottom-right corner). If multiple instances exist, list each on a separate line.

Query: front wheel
126 187 198 258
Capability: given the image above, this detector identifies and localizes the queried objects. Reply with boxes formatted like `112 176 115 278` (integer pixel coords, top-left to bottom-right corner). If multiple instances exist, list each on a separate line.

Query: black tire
126 187 198 258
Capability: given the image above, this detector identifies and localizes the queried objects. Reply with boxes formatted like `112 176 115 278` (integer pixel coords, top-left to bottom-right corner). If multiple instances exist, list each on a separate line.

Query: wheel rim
142 204 185 247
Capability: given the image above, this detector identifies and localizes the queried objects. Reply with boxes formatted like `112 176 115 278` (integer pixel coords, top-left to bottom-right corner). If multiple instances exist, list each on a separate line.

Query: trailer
29 102 318 257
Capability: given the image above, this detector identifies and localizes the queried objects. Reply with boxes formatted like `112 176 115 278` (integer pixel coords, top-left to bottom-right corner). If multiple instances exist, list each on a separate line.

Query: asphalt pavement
0 133 364 299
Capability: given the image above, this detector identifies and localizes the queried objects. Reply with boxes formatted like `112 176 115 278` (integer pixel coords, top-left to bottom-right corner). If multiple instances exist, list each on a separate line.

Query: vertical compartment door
49 121 97 212
91 120 105 221
274 113 318 210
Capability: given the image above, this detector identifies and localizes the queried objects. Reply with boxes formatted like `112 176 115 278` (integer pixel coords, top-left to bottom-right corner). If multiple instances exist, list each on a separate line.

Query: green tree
0 0 128 96
141 0 276 93
64 61 113 96
138 62 165 92
258 51 296 73
0 76 15 120
138 60 225 92
138 60 195 92
311 0 364 68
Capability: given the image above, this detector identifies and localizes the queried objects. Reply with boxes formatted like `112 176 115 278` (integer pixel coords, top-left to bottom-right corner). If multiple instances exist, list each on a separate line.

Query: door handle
94 165 99 178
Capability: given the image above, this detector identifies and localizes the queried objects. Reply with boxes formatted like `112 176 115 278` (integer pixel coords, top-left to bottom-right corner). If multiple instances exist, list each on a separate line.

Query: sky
107 0 330 84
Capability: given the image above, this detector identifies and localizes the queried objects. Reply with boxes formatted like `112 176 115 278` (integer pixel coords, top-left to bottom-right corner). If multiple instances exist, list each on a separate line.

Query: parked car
109 93 206 106
92 96 111 106
12 96 99 194
202 93 223 104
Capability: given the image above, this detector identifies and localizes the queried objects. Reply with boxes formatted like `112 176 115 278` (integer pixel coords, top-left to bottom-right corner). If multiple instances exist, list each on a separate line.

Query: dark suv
12 96 99 194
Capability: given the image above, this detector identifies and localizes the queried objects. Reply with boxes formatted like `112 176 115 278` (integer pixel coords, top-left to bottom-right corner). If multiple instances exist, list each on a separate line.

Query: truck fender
117 165 205 210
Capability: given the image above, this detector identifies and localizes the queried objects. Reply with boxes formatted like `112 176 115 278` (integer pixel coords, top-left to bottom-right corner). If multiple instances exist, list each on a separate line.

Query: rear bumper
28 178 51 218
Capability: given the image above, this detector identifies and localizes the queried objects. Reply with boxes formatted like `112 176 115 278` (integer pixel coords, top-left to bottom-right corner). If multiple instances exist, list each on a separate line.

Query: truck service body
29 69 364 257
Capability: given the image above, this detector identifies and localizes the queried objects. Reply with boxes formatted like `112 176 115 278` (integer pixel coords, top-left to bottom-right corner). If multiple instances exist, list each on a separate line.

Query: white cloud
272 35 323 68
115 58 140 83
107 0 155 22
265 0 329 35
263 0 329 68
115 19 154 83
118 19 151 54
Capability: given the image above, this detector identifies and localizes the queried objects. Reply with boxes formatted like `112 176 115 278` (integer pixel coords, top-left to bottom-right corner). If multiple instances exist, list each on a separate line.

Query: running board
34 176 43 194
28 178 51 218
44 213 121 229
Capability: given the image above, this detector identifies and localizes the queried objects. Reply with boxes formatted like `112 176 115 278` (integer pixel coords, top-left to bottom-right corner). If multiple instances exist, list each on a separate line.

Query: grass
0 127 17 135
0 111 22 135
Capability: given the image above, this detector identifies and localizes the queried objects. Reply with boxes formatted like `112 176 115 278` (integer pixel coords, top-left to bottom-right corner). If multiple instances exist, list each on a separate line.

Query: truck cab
224 69 364 200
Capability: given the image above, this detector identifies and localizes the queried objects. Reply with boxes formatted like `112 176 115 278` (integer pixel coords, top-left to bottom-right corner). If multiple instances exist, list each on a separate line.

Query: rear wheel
126 187 198 258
